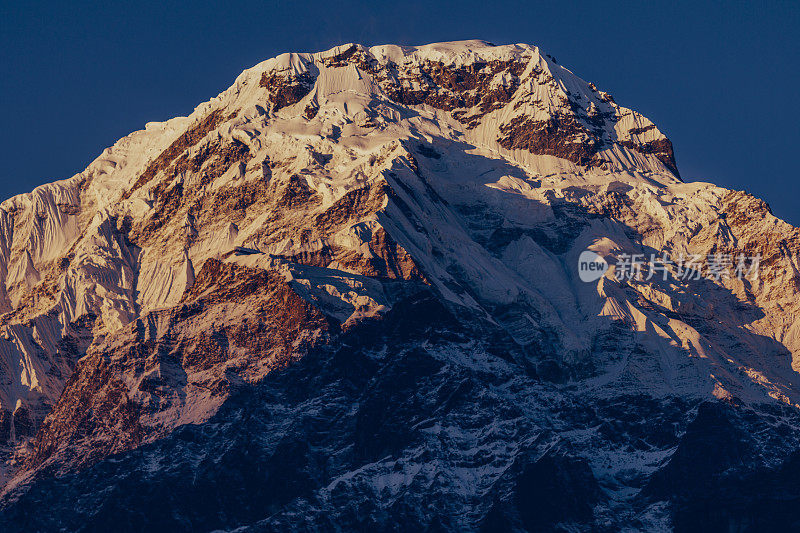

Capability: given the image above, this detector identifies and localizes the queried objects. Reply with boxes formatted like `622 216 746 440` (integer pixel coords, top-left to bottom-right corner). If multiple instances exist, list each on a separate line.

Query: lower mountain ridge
1 41 800 531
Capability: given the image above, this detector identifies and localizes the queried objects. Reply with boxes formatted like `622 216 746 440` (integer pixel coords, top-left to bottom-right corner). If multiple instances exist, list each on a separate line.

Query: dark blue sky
2 1 798 223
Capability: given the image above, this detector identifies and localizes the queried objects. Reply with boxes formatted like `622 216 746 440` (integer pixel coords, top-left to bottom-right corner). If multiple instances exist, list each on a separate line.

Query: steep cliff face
1 40 800 530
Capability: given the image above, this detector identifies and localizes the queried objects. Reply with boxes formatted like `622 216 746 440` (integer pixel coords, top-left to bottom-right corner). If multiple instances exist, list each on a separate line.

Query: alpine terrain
1 40 800 531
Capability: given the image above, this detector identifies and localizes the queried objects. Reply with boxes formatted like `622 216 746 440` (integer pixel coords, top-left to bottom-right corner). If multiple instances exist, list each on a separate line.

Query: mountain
1 40 800 531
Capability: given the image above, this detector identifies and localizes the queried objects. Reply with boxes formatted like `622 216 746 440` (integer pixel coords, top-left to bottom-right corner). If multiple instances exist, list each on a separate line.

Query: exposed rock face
23 259 334 474
124 108 227 198
260 69 317 110
498 115 603 167
0 40 798 530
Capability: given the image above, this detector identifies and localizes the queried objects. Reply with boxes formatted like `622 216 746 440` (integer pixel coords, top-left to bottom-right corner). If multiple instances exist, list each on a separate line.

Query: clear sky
2 1 798 223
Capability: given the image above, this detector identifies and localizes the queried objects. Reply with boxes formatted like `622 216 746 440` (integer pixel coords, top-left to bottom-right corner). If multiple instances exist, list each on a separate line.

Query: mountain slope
1 40 800 530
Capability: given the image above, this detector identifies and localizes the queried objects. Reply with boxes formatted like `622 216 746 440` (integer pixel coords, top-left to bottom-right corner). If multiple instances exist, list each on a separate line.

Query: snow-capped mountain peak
1 41 800 531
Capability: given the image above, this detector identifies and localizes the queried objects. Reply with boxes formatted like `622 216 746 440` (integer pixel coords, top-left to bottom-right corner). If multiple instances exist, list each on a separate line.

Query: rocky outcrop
381 57 527 129
618 137 679 177
498 114 603 167
260 70 317 111
124 108 228 198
